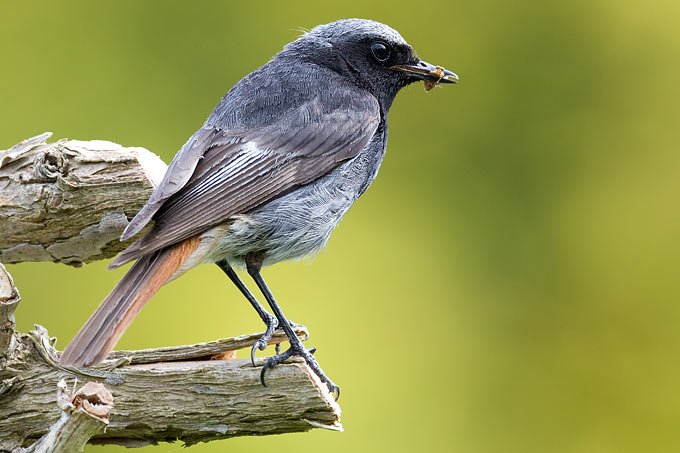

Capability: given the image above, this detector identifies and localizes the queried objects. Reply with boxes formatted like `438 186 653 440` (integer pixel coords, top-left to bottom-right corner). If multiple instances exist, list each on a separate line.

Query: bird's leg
215 259 280 363
245 252 339 399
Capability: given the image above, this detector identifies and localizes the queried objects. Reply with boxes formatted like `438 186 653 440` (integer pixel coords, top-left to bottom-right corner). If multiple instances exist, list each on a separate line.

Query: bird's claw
251 318 307 365
329 383 340 401
259 347 295 386
260 342 339 399
250 313 279 366
288 320 309 341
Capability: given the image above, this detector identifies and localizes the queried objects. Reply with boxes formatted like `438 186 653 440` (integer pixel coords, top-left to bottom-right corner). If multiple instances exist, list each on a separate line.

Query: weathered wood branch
24 380 114 453
0 264 20 359
0 135 342 450
0 133 167 266
0 323 339 451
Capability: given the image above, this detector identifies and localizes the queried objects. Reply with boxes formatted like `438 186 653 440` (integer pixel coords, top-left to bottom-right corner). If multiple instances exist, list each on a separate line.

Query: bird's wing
120 128 229 241
110 94 380 268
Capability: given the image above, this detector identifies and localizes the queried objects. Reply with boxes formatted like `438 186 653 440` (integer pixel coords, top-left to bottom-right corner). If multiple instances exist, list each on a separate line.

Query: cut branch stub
0 263 19 359
0 133 167 266
28 380 114 453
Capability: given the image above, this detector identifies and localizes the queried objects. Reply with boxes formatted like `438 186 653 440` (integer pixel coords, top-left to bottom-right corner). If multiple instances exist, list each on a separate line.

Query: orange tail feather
60 236 200 367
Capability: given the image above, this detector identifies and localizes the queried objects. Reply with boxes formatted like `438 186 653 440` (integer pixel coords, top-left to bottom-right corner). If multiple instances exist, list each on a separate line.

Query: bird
59 18 458 397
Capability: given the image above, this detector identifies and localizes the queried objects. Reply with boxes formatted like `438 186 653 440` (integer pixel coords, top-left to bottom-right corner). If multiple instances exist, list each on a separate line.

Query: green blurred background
2 0 679 452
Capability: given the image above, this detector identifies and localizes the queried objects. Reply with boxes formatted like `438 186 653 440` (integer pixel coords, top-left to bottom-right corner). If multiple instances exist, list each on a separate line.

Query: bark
0 133 167 266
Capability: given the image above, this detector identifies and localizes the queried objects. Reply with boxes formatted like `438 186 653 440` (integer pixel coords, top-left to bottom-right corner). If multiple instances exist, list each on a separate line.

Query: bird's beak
391 60 459 85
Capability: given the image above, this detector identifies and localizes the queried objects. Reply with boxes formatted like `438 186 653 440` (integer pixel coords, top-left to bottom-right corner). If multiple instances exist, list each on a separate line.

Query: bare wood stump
0 133 167 266
0 264 19 359
26 380 114 453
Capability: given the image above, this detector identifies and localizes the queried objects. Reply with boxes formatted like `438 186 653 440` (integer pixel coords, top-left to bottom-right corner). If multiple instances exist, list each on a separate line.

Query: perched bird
59 18 458 397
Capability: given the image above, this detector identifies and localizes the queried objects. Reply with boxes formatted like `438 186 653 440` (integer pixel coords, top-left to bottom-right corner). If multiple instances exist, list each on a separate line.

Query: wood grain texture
0 133 167 266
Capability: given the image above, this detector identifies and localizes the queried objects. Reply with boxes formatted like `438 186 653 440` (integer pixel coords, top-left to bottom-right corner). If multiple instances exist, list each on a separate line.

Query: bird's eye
370 42 390 62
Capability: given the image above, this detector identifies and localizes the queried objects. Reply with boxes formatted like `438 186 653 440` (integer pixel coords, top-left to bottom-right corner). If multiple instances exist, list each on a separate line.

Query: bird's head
284 19 458 110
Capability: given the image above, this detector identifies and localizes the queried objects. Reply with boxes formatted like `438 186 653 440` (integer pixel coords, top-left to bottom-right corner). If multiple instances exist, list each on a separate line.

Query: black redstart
60 18 458 398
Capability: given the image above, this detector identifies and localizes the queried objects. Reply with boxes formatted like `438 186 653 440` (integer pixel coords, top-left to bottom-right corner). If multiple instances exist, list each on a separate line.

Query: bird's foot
260 335 339 400
251 313 279 365
251 317 308 364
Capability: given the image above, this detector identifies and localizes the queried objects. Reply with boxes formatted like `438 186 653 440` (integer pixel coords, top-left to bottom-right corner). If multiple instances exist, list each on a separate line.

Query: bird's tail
59 236 201 367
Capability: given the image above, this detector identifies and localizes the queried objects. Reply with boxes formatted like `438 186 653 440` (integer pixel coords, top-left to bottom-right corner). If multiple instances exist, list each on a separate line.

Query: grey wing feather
110 95 380 268
121 128 230 240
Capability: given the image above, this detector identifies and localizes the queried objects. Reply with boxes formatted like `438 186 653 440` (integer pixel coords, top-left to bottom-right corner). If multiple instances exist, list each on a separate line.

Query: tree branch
0 135 342 450
0 133 166 266
1 323 339 451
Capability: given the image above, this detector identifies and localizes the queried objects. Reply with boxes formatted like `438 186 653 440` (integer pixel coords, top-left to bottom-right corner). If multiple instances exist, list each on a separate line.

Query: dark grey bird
59 18 458 397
